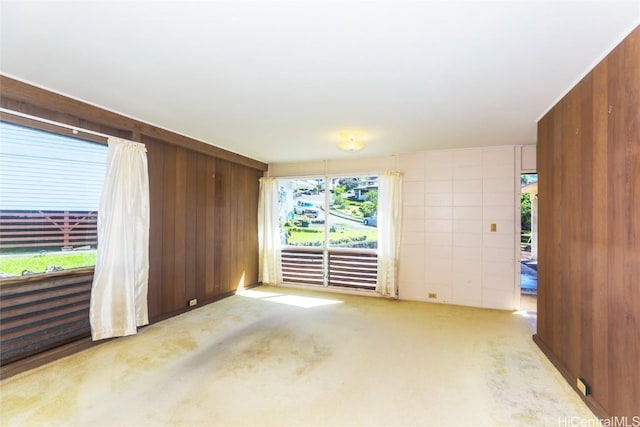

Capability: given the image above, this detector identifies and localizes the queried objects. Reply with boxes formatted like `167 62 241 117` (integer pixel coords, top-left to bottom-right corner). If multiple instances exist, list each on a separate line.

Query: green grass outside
0 252 96 276
285 225 377 246
331 200 365 220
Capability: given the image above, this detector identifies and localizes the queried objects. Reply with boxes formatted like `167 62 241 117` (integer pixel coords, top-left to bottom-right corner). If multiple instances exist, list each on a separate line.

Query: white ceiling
1 1 639 164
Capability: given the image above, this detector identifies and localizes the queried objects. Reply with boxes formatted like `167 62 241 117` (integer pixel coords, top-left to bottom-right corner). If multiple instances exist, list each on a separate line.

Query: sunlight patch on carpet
237 289 343 308
512 310 533 318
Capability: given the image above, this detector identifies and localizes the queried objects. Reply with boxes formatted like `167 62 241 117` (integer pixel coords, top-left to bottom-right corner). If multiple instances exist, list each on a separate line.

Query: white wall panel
453 232 483 248
453 179 482 193
453 150 482 166
454 193 482 206
425 206 453 219
425 180 453 193
424 232 452 249
454 165 483 179
483 178 514 193
401 231 425 246
452 284 482 306
403 205 425 220
424 193 453 206
425 219 453 233
403 218 425 233
521 145 537 172
483 192 515 206
268 145 520 310
453 220 483 233
453 206 478 220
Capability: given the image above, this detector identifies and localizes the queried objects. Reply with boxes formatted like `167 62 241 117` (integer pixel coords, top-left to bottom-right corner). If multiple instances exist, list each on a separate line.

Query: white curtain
376 172 403 297
258 177 283 285
90 137 150 340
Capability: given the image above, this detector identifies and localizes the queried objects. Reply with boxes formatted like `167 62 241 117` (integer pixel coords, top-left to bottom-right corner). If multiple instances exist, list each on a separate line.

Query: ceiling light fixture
337 134 367 152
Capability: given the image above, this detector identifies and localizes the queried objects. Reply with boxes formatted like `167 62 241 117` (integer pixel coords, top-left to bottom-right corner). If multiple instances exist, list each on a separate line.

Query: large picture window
278 176 378 289
279 176 378 249
0 121 107 277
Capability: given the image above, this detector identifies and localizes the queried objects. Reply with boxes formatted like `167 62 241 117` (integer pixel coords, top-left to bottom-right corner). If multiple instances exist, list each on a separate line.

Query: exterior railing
0 268 93 365
0 210 97 250
281 247 377 290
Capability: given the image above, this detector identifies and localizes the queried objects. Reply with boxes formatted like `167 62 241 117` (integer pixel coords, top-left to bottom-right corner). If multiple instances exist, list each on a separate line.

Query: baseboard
532 334 609 420
1 283 262 380
0 337 102 380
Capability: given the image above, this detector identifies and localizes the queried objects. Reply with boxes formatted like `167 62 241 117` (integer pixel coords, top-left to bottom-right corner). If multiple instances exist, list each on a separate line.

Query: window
279 177 378 249
0 121 107 277
278 176 378 289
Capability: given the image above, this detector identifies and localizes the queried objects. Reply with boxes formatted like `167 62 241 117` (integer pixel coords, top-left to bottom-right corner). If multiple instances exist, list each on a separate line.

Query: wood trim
533 335 608 419
147 282 260 324
0 75 267 171
0 111 108 145
0 336 101 380
0 266 95 287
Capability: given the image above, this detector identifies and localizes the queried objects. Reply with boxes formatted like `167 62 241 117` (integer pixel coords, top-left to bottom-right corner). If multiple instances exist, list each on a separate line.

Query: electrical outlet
428 293 437 299
188 299 198 307
576 378 590 396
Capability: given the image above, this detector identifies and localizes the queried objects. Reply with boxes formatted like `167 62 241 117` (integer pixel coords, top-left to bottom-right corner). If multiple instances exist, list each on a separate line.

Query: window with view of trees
278 176 379 289
278 176 378 249
0 121 107 278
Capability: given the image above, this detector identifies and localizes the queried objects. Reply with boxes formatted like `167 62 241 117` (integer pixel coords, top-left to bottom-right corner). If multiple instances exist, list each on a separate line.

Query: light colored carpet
1 285 595 427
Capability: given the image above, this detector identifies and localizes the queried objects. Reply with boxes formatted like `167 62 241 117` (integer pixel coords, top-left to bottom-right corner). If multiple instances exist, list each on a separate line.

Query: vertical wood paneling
145 137 165 319
590 57 610 413
195 155 208 301
237 166 259 290
184 150 198 302
161 145 177 313
214 160 231 296
148 143 259 320
173 148 187 310
535 25 640 419
560 86 580 374
245 168 260 284
228 163 240 292
606 27 640 416
227 163 239 294
205 159 216 297
577 75 594 388
0 77 264 374
550 101 564 355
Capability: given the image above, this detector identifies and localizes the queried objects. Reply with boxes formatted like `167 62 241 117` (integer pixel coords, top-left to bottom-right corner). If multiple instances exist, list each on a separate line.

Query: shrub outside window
278 176 378 249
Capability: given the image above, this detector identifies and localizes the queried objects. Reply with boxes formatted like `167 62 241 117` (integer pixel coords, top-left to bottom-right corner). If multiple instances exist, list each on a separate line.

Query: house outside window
278 176 378 289
0 121 107 277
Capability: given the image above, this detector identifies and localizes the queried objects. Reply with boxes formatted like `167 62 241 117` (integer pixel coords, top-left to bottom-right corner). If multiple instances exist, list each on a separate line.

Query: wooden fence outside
0 211 97 250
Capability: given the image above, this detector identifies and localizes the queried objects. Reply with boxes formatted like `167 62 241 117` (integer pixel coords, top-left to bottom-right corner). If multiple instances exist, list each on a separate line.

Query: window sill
0 266 95 287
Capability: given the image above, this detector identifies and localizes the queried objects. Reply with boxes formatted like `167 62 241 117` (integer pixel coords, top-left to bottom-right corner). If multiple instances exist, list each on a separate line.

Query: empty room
0 1 638 426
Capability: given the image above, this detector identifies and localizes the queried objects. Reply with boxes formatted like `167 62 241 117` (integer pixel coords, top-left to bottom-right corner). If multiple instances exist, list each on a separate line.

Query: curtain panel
90 137 150 340
258 177 283 285
376 172 403 297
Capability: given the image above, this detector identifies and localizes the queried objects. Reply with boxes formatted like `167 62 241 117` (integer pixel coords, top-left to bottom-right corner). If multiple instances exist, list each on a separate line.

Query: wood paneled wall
0 76 266 371
535 26 639 419
145 137 261 319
